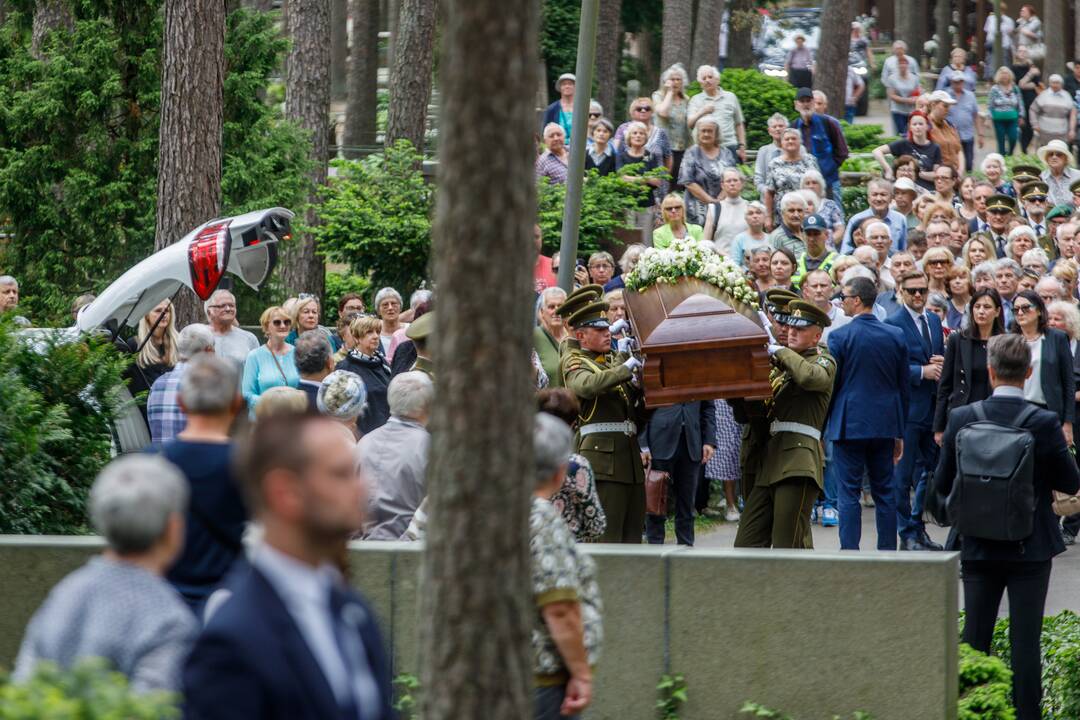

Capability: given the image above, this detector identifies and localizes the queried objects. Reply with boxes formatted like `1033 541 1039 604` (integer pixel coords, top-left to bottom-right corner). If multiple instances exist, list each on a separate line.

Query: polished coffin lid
623 277 771 407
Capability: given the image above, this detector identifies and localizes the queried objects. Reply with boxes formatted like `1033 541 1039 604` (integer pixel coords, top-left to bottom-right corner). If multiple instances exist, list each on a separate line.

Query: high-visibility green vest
792 250 839 289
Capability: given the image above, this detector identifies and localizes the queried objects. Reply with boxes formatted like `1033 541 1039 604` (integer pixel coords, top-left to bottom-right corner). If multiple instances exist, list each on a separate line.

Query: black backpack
947 402 1039 542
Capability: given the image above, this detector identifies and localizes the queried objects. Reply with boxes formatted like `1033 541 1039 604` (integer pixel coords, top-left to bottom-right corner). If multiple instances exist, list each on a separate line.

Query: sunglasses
926 259 949 266
271 319 292 327
988 209 1011 215
634 106 652 112
902 286 928 296
1014 303 1035 313
589 112 601 118
663 206 683 212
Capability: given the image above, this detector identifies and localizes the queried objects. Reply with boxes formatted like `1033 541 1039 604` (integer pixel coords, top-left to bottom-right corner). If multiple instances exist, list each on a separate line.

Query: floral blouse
550 453 606 542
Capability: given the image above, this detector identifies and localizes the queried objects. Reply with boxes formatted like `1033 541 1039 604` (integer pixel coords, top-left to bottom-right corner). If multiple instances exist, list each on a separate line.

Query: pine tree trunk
933 0 951 68
31 0 73 59
330 0 348 101
691 0 724 72
154 0 225 327
343 0 379 156
419 0 537 715
1043 0 1064 80
595 0 623 120
897 0 927 66
814 0 853 119
385 0 435 152
283 0 331 299
660 0 693 73
725 0 756 69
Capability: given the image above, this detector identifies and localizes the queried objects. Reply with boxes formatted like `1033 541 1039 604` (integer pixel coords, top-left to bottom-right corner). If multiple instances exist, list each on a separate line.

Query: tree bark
330 0 348 101
283 0 331 299
385 0 435 151
660 0 693 74
897 0 927 66
343 0 379 155
1075 3 1080 63
725 0 756 69
595 0 623 120
1043 0 1064 81
933 0 951 69
814 0 854 119
691 0 724 72
419 0 537 716
154 0 226 327
31 0 73 59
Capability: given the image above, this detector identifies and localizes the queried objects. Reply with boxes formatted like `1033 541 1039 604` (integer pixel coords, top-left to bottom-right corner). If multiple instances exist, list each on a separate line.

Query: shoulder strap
972 403 987 422
1012 403 1039 430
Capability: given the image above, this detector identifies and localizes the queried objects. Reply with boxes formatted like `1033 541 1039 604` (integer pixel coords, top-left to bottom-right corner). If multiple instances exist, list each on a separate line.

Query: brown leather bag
1052 491 1080 517
645 466 670 516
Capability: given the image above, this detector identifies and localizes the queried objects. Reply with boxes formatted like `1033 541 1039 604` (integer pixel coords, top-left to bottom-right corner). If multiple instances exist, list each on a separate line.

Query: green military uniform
1019 182 1055 257
405 312 435 381
735 300 836 549
559 299 646 543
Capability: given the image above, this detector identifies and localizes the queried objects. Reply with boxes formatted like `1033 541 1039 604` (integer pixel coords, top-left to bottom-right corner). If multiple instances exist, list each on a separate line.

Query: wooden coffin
623 277 771 407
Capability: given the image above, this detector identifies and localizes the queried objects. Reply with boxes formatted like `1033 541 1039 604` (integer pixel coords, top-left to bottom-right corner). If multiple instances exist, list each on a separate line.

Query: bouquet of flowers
624 237 759 310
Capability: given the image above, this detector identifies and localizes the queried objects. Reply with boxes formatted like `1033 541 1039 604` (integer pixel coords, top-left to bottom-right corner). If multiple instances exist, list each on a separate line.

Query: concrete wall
0 537 958 719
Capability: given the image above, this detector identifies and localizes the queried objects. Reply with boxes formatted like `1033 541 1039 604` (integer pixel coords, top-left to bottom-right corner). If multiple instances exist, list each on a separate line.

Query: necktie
919 314 932 355
1034 223 1043 236
995 235 1006 257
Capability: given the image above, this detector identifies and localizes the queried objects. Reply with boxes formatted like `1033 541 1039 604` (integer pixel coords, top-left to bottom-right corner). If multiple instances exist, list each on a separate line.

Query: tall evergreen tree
660 0 692 73
385 0 434 152
343 0 379 155
814 0 854 119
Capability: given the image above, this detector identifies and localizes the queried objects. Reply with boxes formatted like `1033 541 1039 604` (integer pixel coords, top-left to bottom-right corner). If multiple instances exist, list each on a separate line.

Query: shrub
313 140 434 298
841 122 896 153
536 167 653 257
323 271 372 326
958 643 1015 720
841 186 869 219
0 319 129 534
0 659 178 718
717 69 796 149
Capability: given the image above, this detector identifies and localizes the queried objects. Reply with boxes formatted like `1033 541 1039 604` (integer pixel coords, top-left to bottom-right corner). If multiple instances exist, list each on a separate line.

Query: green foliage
656 673 687 719
869 52 887 100
841 186 870 219
740 703 874 720
393 673 421 719
841 122 895 153
323 270 371 326
314 141 433 297
536 168 653 257
0 659 178 718
718 69 796 149
0 319 129 534
539 0 579 103
958 644 1015 720
1004 154 1042 172
0 4 311 326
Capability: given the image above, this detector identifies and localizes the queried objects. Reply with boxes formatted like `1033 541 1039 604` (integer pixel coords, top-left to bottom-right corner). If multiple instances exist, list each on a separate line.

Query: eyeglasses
589 112 601 118
271 318 292 327
1014 303 1035 314
634 106 652 112
841 294 857 301
902 286 928 296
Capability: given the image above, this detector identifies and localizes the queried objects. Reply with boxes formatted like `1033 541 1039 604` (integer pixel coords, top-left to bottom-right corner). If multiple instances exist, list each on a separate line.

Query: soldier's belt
579 421 638 437
769 421 822 441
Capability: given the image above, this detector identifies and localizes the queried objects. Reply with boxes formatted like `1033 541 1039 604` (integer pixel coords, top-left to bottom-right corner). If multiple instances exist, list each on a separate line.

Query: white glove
617 337 635 354
623 356 642 372
609 319 629 335
767 343 785 357
759 311 778 344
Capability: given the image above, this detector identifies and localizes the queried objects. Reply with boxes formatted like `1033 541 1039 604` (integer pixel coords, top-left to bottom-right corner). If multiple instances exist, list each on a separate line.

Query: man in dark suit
642 402 717 546
183 413 393 720
886 270 946 551
826 276 910 550
935 334 1079 720
294 331 334 411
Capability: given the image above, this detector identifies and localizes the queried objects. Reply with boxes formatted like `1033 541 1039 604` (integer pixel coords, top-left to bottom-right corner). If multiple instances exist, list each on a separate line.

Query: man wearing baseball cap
792 213 838 289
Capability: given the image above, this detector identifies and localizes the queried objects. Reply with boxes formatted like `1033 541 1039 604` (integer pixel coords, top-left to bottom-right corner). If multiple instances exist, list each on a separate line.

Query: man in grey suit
641 402 717 546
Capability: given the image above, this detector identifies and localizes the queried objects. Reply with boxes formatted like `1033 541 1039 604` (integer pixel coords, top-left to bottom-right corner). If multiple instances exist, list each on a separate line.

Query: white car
23 207 294 453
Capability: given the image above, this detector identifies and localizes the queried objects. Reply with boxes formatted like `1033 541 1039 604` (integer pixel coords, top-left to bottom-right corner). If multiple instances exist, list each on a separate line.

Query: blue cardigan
242 345 300 408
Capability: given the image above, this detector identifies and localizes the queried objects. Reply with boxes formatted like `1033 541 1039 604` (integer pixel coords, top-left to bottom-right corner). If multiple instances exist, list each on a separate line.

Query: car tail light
188 220 232 300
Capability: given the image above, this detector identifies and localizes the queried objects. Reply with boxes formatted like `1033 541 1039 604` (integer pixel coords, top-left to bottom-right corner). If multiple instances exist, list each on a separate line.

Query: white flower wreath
624 237 760 309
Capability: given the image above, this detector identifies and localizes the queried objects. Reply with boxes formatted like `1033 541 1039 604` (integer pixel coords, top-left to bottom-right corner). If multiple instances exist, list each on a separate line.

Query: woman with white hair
534 286 568 388
729 201 769 268
617 120 666 210
614 97 673 171
13 455 196 693
687 64 746 160
1029 74 1078 149
374 286 406 355
800 170 845 245
763 128 819 226
987 67 1023 157
980 153 1013 197
1007 225 1037 265
1021 247 1050 276
535 122 570 184
654 64 691 183
678 117 733 226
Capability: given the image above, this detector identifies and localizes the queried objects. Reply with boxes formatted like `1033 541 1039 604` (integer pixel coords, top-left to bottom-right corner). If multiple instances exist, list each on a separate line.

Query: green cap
556 284 603 318
782 299 831 329
1047 205 1074 221
1020 181 1049 201
763 288 799 316
566 300 610 330
1070 178 1080 194
405 311 435 341
1012 164 1042 183
986 194 1017 214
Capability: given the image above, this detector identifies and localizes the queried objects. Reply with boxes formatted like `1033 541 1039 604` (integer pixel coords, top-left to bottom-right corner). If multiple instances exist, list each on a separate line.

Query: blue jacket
885 307 945 430
183 565 394 720
825 313 910 441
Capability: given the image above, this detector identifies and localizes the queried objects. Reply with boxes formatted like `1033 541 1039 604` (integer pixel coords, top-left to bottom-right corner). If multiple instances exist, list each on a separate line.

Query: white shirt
1023 335 1046 406
708 196 749 254
821 304 852 343
251 544 380 716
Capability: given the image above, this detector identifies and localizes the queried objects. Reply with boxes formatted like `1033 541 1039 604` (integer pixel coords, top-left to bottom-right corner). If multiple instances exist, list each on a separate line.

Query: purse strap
267 345 290 385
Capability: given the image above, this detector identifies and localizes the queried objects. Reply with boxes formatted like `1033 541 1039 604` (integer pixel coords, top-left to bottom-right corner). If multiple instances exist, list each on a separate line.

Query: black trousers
961 559 1052 720
645 439 699 546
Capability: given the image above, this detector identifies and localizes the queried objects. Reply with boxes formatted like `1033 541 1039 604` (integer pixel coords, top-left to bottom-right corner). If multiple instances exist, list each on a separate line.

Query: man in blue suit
183 413 394 720
826 276 910 550
885 270 946 551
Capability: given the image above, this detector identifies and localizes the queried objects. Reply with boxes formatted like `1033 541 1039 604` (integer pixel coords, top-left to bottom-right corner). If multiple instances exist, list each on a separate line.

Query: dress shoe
919 530 944 551
900 537 928 551
1063 529 1077 547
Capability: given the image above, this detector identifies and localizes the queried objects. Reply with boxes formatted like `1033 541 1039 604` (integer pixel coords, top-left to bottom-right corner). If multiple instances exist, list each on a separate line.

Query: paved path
693 507 1080 615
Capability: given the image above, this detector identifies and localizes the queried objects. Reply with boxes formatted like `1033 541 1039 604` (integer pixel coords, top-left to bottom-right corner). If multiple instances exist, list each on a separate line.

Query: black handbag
922 471 950 527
